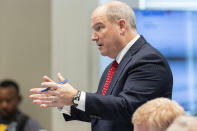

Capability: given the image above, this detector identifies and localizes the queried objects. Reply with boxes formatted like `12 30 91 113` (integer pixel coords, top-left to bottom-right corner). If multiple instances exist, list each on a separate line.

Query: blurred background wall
0 0 51 130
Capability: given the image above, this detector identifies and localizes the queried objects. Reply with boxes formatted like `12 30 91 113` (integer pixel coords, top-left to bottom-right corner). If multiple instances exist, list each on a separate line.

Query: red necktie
101 60 118 95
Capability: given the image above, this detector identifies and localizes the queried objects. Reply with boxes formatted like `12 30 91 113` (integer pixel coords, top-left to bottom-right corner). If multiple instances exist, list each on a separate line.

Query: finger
33 99 53 105
41 82 58 90
43 75 53 82
29 94 50 100
30 94 57 103
57 73 65 82
33 100 58 108
30 88 47 94
40 103 57 108
40 104 49 108
33 100 57 108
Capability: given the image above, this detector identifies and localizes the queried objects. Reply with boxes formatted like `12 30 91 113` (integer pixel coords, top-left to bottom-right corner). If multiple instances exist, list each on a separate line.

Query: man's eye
96 26 101 31
96 25 105 31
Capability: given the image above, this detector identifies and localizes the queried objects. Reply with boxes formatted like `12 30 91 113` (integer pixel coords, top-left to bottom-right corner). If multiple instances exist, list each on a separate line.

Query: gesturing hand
29 73 78 108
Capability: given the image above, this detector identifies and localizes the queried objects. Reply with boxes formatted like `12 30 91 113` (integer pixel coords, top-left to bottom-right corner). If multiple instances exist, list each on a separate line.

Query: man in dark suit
30 1 173 131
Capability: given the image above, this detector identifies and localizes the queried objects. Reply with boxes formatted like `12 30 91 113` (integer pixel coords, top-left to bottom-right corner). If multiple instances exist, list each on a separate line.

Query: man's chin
0 112 13 119
1 115 11 119
100 51 107 56
100 54 106 56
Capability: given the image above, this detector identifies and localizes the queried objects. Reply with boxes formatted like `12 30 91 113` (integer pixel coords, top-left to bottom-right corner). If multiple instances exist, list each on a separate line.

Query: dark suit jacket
63 36 173 131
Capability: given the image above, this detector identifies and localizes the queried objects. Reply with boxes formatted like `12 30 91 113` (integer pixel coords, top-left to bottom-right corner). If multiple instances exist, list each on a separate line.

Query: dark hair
0 80 20 95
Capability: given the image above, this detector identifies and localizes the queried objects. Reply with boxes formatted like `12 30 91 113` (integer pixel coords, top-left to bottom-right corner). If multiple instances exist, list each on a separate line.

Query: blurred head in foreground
132 97 185 131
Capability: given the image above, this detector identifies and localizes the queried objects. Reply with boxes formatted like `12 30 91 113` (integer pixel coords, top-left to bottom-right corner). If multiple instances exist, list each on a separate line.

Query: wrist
71 89 78 99
71 90 81 108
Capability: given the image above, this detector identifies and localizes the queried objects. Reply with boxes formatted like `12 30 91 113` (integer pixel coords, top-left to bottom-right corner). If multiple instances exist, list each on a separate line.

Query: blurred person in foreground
30 1 173 131
132 98 185 131
167 116 197 131
0 80 42 131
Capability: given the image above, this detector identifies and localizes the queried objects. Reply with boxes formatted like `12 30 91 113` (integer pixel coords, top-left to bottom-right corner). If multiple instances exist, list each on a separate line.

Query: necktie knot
112 60 118 68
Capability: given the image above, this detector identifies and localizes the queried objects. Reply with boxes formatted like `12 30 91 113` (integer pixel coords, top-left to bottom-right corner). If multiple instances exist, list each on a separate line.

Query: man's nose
91 32 98 41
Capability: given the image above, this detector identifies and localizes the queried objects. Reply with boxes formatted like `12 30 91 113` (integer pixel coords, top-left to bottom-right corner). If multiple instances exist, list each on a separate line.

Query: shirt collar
116 34 140 64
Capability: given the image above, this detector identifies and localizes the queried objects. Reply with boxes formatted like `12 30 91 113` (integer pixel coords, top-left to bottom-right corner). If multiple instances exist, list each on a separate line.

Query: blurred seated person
0 80 42 131
132 97 185 131
167 116 197 131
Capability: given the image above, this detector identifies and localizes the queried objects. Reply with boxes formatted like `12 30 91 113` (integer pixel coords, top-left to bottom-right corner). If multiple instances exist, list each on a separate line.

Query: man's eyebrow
92 22 103 28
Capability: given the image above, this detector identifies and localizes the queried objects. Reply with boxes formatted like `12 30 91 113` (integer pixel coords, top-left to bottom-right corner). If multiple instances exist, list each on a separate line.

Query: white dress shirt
58 34 140 114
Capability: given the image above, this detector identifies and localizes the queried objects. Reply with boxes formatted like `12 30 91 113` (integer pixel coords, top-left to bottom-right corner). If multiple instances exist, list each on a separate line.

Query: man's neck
0 110 19 120
123 30 138 47
110 30 138 59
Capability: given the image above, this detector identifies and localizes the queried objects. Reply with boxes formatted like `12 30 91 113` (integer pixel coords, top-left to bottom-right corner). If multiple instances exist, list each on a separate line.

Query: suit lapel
105 53 132 95
106 36 146 95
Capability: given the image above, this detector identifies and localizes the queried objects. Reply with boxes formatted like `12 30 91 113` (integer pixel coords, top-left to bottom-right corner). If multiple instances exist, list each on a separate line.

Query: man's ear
118 19 127 35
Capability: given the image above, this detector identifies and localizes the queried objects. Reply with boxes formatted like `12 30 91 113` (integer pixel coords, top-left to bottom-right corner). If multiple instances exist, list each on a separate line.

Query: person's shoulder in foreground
132 97 185 131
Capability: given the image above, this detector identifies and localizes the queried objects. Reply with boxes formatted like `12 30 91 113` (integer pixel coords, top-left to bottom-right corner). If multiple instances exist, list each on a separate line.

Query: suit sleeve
63 106 91 122
85 54 172 121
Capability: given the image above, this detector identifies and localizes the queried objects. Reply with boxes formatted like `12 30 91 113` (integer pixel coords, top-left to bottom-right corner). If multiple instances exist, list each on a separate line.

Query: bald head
91 1 137 58
92 1 136 31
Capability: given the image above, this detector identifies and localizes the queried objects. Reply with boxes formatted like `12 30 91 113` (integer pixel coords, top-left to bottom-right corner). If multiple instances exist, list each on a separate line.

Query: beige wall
0 0 51 130
51 0 99 130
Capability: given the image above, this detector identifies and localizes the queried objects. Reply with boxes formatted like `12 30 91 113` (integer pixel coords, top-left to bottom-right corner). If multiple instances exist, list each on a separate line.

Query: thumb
43 75 53 82
57 73 65 82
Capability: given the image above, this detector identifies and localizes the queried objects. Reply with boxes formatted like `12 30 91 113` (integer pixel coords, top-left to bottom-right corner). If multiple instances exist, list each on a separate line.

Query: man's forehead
0 87 17 93
91 5 107 19
91 7 108 27
91 16 107 28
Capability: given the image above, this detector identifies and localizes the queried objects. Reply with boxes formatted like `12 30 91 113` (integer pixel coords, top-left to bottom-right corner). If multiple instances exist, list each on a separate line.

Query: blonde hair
167 116 197 131
132 98 185 131
104 1 136 30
